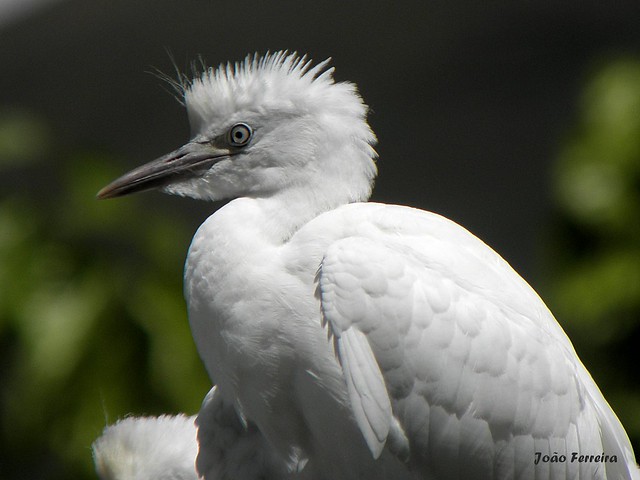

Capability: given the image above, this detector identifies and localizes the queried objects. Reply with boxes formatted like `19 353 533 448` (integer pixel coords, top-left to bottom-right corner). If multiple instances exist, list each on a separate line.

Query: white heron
98 51 639 479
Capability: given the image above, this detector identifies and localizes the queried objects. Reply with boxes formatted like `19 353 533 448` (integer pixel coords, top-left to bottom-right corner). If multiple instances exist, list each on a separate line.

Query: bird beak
97 142 231 199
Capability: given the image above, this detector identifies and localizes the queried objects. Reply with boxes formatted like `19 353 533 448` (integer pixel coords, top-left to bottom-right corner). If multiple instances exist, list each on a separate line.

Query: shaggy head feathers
150 51 378 206
181 52 371 138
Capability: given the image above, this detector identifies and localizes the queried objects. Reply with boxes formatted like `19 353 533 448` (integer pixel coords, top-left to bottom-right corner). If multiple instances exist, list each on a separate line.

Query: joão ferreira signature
534 452 618 465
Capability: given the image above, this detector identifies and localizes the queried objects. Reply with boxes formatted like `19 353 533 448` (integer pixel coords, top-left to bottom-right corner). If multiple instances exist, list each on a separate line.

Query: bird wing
316 203 638 479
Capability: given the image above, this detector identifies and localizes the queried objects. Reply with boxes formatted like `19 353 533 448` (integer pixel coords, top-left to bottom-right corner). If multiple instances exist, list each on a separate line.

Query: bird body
186 196 638 480
184 195 416 480
98 52 639 479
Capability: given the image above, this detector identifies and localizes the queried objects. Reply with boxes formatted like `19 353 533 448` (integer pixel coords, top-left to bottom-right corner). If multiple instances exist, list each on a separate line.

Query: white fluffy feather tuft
183 52 368 138
92 415 198 480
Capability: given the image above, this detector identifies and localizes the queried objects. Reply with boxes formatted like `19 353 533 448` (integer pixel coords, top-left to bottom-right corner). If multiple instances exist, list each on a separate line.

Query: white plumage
92 414 198 480
92 388 300 480
196 386 316 479
98 52 639 479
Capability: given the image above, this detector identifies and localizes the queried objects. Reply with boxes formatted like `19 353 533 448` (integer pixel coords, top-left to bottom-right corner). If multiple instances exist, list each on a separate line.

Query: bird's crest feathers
178 51 366 136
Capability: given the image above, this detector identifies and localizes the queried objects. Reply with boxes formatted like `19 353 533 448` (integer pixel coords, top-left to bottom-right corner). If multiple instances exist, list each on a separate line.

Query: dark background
1 1 639 478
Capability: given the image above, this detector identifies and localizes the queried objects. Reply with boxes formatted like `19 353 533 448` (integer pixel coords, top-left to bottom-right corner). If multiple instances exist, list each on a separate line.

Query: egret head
98 52 377 204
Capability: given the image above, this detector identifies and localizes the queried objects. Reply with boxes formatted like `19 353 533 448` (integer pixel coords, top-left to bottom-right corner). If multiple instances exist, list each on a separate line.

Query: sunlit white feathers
92 415 198 480
97 51 640 480
184 52 365 135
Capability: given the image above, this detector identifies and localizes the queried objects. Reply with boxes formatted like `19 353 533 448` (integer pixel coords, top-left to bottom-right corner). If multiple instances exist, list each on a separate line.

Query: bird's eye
228 123 253 147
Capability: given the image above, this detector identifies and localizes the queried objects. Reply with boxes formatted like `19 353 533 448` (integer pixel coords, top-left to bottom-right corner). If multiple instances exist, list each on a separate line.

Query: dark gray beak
97 142 231 199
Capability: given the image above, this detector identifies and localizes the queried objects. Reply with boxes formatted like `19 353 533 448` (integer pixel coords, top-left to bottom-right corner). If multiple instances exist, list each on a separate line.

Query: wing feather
339 328 391 458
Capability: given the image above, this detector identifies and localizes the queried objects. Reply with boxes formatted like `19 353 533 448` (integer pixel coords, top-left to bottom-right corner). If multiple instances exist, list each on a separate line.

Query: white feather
92 415 198 480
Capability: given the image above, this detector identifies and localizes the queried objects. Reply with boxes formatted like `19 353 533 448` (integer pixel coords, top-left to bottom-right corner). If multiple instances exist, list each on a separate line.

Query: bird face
98 52 377 203
98 109 323 201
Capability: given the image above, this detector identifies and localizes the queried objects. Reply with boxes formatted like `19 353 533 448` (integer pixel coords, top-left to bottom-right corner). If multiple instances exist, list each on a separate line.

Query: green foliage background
0 117 210 478
544 57 640 447
0 57 639 479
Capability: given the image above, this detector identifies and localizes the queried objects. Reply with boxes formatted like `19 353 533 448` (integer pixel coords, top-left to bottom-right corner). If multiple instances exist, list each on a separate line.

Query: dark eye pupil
229 123 252 146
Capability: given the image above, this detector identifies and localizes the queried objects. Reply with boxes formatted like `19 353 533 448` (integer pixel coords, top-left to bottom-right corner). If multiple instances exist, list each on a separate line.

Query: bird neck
252 147 376 242
249 183 359 244
214 147 376 244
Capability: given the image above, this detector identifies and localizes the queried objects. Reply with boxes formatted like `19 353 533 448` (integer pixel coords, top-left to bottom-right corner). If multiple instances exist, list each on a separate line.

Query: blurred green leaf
0 116 209 479
554 58 640 235
546 56 640 451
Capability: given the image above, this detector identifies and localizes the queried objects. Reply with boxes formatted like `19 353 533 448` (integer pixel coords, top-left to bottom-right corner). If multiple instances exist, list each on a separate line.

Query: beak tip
96 185 114 200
